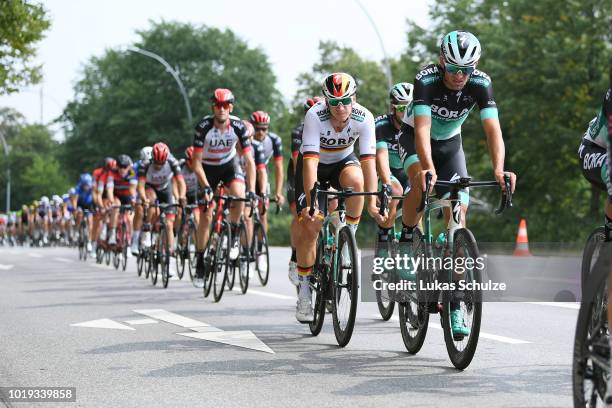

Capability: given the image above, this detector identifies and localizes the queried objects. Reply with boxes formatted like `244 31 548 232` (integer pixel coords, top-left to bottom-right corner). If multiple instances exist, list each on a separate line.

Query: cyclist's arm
243 150 256 193
192 130 211 189
301 109 320 209
482 118 505 176
272 135 284 199
414 114 433 171
376 145 392 185
106 175 115 203
358 111 378 209
170 157 186 198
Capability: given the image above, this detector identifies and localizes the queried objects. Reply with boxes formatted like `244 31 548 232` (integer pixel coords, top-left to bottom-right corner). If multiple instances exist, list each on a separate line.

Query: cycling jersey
584 88 612 148
375 113 403 169
301 100 376 164
252 132 283 165
193 115 252 165
179 160 198 195
403 64 498 140
291 124 303 161
92 167 106 193
75 183 93 207
106 169 137 199
137 155 182 191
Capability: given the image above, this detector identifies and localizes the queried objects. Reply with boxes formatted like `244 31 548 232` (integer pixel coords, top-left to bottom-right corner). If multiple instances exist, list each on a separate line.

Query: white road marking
0 264 14 270
54 257 74 263
375 315 531 344
523 302 580 310
233 288 294 301
133 309 213 328
28 253 42 258
124 319 158 325
177 331 275 354
71 318 135 330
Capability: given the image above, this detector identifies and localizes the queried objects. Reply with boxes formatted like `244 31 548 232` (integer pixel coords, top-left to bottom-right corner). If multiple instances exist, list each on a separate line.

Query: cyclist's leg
433 135 469 227
334 155 364 232
398 125 425 241
159 183 177 254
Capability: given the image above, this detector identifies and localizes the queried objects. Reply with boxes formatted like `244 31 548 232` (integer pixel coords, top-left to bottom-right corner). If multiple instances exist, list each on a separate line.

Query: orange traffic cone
513 218 531 256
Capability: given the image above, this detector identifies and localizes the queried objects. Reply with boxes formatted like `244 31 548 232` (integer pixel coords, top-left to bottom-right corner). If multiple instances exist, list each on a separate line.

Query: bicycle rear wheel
150 233 159 286
573 250 610 406
309 233 327 336
212 223 231 302
176 224 186 280
332 225 359 347
374 239 395 321
203 234 216 298
186 221 197 282
253 222 270 286
441 228 482 370
398 228 429 354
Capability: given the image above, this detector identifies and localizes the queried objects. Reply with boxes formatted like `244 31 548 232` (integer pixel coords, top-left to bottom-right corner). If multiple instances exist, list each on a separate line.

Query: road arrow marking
133 309 213 329
124 318 158 325
177 331 275 354
71 318 135 330
0 264 14 270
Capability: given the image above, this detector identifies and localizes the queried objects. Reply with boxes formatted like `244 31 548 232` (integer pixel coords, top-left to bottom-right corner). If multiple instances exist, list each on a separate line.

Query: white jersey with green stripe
403 64 498 140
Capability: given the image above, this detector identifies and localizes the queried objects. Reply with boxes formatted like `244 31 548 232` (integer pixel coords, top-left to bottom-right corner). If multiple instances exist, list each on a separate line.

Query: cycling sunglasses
393 104 408 112
255 127 268 132
214 102 231 110
444 62 475 75
327 96 352 107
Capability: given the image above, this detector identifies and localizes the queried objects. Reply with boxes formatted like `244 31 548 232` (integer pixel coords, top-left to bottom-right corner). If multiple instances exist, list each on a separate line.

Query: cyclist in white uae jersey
294 72 386 322
191 88 256 288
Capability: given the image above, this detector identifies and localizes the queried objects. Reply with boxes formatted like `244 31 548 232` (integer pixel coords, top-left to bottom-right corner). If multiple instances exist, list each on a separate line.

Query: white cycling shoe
130 240 139 255
296 286 314 323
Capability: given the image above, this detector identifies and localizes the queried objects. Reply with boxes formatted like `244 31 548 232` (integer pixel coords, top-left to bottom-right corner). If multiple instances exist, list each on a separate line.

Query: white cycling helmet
389 82 414 105
40 196 49 205
140 146 153 162
440 30 481 67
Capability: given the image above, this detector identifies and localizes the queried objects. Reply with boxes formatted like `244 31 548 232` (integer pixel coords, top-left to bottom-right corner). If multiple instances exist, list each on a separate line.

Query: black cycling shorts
398 125 469 205
203 157 245 190
294 153 361 213
578 139 609 193
146 183 176 214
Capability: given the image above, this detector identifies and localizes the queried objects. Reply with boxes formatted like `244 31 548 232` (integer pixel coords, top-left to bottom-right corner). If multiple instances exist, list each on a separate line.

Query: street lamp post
354 0 393 89
127 46 193 125
0 132 11 213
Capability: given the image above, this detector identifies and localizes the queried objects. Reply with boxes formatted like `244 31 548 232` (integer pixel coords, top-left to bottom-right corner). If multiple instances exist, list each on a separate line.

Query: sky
0 0 433 133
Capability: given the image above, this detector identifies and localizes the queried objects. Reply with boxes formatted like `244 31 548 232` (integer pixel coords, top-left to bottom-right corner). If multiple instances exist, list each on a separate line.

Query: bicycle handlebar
308 181 391 218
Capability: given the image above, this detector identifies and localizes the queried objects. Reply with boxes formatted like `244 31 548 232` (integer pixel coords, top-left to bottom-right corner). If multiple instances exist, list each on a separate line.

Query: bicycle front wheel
332 225 359 347
160 228 170 289
253 222 270 286
309 233 327 336
441 228 482 370
581 226 606 296
573 248 609 406
212 223 231 302
236 220 250 293
374 239 395 321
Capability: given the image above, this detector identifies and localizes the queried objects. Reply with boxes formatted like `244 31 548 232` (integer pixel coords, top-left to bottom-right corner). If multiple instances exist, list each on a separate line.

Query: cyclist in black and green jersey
375 82 413 255
397 30 516 338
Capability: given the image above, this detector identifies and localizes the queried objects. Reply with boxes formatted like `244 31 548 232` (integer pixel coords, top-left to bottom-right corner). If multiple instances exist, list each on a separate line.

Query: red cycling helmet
304 96 324 112
104 157 117 170
211 88 235 104
250 111 270 126
152 142 169 163
184 146 194 161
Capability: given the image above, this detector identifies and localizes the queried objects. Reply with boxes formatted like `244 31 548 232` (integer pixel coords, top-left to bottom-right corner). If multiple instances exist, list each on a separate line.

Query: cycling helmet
79 173 93 186
152 142 169 163
211 88 235 104
321 73 357 99
303 96 324 112
52 195 62 204
140 146 153 162
250 111 270 126
117 154 132 168
62 193 70 201
68 187 77 196
440 30 481 67
104 157 117 171
40 196 49 205
389 82 414 104
243 120 254 138
184 146 194 161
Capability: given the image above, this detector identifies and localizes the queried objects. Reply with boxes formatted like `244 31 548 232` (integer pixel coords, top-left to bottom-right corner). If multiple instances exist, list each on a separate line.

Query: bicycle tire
150 233 159 286
374 239 395 320
398 228 429 354
441 228 482 370
573 250 610 407
212 222 231 302
237 220 250 293
187 221 197 282
203 233 216 298
332 225 359 347
113 249 120 269
309 233 327 336
254 222 270 286
175 222 186 280
581 226 606 296
161 227 170 289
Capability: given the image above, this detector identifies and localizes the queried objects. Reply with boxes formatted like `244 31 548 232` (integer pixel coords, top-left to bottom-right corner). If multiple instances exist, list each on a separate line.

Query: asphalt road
0 246 578 407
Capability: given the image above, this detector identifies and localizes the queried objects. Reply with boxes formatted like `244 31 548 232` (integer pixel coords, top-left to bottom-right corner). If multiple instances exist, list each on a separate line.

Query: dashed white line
27 253 43 258
241 289 294 301
54 257 74 263
523 302 580 310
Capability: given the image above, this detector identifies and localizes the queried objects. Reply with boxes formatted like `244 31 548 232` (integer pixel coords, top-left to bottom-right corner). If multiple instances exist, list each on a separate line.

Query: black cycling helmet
117 154 132 168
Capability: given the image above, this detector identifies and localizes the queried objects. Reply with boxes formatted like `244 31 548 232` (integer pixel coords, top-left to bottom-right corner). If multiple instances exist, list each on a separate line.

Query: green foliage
62 20 282 180
0 113 69 208
0 0 50 94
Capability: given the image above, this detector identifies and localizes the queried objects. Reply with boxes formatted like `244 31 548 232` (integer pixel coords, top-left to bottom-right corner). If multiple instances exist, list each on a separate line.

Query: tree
61 20 282 180
0 0 50 94
295 41 390 117
402 0 612 242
